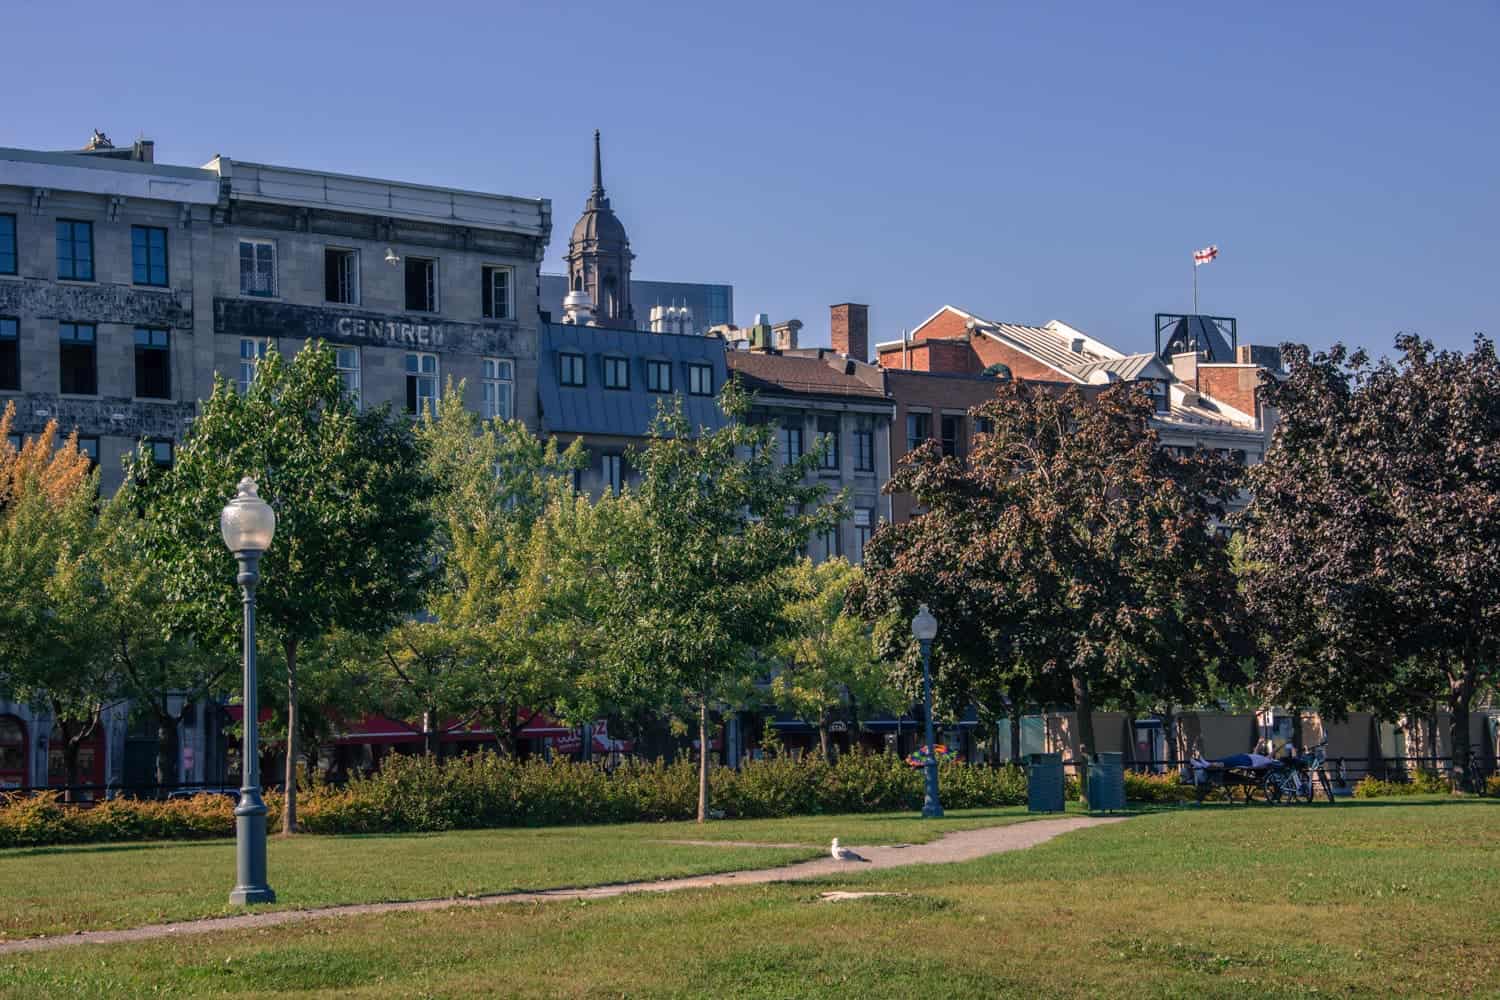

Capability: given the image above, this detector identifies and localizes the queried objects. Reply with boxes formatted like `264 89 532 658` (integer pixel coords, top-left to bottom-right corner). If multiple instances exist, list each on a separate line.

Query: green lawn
0 806 1042 940
2 799 1497 998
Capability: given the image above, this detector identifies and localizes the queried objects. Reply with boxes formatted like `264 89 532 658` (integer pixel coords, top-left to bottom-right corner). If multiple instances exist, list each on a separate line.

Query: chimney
830 303 869 362
133 139 155 163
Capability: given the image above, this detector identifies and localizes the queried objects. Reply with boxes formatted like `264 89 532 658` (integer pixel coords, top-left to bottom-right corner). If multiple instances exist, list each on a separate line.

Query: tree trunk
1448 658 1479 790
1163 705 1178 771
1291 708 1304 755
1072 673 1095 808
283 637 300 835
1008 701 1022 763
697 698 711 824
155 708 178 796
422 710 437 757
62 741 81 804
818 714 831 759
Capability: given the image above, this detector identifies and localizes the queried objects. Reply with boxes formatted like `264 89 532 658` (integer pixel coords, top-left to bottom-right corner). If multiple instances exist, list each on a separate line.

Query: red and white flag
1193 245 1219 266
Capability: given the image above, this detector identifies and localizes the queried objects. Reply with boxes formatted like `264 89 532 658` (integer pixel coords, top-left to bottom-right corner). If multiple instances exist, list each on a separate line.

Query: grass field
0 806 1042 939
3 799 1497 998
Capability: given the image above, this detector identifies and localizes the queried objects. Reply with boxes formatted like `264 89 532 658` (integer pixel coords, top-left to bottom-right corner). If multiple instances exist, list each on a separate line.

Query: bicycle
1263 738 1330 805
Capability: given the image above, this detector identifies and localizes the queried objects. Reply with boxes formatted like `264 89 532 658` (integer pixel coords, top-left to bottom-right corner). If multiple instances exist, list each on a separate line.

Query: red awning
222 705 274 724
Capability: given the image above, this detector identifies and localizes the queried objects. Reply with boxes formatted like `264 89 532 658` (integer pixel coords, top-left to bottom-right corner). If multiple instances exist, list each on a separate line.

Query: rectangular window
238 337 268 394
602 454 623 495
76 435 99 469
603 356 630 390
0 214 15 274
481 266 512 320
853 417 874 473
405 351 439 416
59 322 97 395
906 412 931 453
821 525 840 559
780 424 803 466
855 507 874 559
324 248 359 304
559 352 586 387
404 257 437 312
0 317 17 391
149 439 173 468
1151 380 1171 413
941 414 963 458
131 226 168 286
687 363 713 396
645 360 672 393
5 433 19 451
335 347 361 406
239 239 276 296
56 220 94 281
975 416 994 435
133 328 171 399
817 415 840 471
482 357 514 420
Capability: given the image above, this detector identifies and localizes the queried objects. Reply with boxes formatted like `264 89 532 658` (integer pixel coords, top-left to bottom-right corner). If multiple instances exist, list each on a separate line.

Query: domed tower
565 130 634 326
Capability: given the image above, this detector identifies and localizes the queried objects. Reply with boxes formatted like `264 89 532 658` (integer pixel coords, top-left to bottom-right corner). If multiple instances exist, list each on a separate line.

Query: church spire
591 129 606 202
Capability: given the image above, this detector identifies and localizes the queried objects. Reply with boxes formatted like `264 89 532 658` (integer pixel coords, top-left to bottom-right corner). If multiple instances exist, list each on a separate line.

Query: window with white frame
482 357 514 420
238 337 269 394
405 257 438 312
602 454 623 495
405 351 439 416
238 239 276 297
335 347 361 406
324 248 359 304
482 265 512 320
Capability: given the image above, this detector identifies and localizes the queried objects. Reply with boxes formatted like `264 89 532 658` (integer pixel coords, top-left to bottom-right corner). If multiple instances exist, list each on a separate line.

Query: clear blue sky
6 1 1495 357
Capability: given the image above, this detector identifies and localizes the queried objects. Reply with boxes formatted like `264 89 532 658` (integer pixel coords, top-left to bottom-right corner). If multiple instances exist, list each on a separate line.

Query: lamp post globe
222 476 276 905
911 604 944 819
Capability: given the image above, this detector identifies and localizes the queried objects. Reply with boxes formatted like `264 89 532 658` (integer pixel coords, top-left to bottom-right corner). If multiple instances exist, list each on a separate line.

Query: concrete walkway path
0 815 1123 956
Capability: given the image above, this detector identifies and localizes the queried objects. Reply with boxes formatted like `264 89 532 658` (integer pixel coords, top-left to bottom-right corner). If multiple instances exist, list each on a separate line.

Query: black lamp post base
228 885 276 905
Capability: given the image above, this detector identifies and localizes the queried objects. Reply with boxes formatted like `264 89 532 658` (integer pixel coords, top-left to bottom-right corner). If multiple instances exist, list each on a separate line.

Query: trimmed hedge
1 749 1098 848
1352 770 1452 798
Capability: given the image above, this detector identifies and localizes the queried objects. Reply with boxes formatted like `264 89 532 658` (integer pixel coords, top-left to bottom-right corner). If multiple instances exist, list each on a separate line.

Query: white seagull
830 838 871 863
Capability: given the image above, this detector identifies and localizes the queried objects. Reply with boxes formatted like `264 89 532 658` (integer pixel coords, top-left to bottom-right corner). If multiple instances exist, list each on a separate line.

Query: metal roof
971 320 1101 380
1074 353 1169 382
539 323 730 438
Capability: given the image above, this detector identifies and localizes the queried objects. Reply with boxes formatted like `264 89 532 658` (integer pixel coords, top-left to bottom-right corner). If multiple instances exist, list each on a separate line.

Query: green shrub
1353 769 1452 798
1123 770 1197 803
0 748 1179 848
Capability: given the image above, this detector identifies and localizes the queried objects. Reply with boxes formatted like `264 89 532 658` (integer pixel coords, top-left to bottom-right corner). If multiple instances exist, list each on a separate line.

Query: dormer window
1149 379 1171 413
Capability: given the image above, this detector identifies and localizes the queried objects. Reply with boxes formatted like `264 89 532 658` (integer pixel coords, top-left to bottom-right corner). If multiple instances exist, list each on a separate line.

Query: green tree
771 558 901 757
128 344 434 831
859 380 1240 804
359 387 587 755
1241 335 1500 786
0 410 112 798
585 382 838 821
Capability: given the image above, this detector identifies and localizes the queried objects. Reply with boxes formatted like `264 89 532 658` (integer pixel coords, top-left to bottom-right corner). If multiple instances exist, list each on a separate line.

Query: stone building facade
0 135 550 791
0 139 550 494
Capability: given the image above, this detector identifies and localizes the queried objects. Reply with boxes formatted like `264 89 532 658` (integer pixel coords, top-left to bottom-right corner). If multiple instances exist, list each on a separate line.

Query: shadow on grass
0 838 231 860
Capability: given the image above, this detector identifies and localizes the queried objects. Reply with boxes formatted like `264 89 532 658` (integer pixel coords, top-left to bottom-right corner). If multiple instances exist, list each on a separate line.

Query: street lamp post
221 476 276 905
911 604 943 819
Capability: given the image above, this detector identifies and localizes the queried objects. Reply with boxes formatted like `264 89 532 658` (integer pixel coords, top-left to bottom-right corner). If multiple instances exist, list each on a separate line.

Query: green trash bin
1088 752 1126 812
1027 752 1065 812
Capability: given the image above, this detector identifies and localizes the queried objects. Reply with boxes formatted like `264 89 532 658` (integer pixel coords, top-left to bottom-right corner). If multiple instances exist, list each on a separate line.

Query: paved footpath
0 815 1123 956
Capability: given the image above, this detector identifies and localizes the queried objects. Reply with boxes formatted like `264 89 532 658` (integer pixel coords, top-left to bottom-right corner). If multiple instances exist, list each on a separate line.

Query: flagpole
1192 257 1198 315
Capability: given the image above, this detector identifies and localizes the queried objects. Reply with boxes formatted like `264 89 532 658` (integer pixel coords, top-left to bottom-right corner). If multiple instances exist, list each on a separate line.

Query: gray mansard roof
539 323 730 438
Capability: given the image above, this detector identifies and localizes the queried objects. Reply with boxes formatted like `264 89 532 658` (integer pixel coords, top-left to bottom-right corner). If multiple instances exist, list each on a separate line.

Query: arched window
0 715 27 787
572 273 583 292
602 275 618 317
